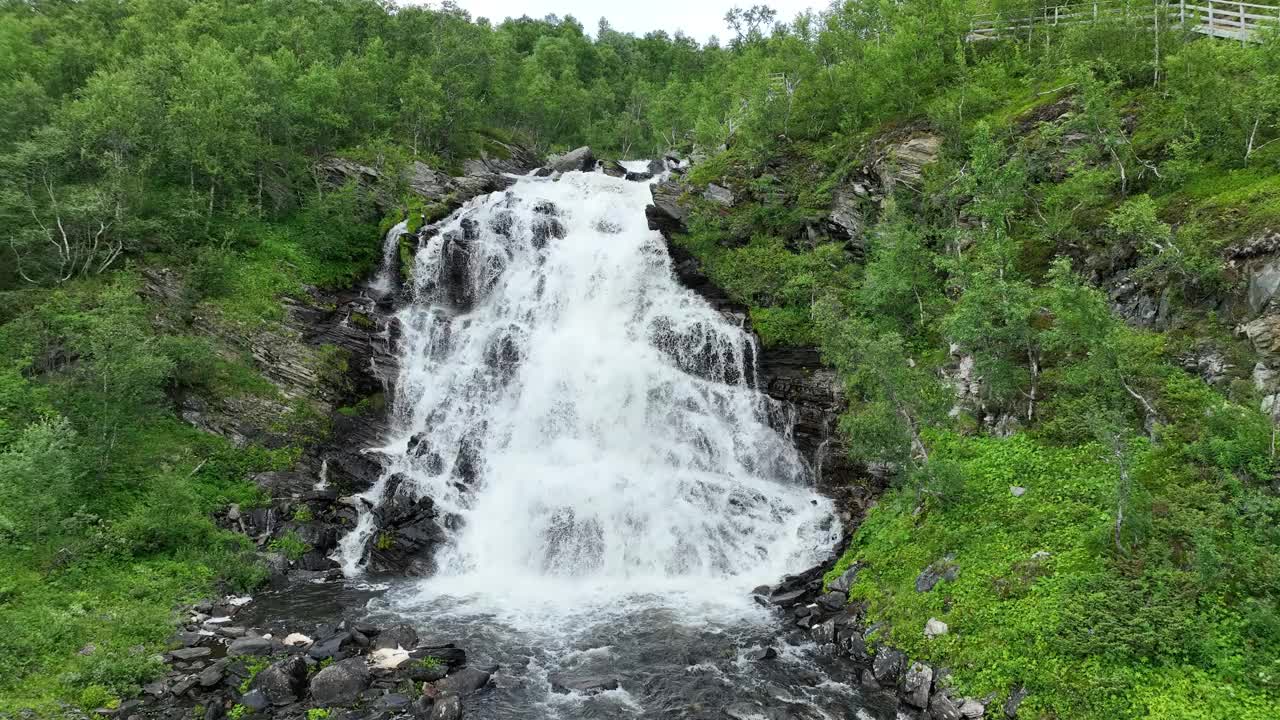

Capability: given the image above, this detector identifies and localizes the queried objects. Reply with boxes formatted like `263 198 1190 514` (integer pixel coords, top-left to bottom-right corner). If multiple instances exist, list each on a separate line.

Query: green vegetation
307 709 332 720
268 530 312 562
415 656 443 670
2 0 1280 717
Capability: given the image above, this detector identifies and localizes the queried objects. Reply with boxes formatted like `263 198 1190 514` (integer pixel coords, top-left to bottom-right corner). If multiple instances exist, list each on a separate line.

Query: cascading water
323 166 884 719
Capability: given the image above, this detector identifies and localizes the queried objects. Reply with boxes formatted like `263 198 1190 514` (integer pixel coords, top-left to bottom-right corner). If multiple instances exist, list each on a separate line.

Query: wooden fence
969 0 1280 43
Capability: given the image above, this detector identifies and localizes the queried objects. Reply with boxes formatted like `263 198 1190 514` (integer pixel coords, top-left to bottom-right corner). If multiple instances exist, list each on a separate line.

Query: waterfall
369 219 409 296
341 165 838 610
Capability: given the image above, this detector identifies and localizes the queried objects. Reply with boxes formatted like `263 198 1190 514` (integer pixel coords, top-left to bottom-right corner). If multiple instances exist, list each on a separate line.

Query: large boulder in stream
545 146 595 173
309 657 371 706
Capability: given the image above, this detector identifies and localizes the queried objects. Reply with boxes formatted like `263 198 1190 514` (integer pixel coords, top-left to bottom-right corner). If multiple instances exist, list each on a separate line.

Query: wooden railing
969 0 1280 43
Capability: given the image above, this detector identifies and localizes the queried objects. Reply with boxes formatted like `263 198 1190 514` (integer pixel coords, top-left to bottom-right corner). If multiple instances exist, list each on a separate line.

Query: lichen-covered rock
249 656 307 706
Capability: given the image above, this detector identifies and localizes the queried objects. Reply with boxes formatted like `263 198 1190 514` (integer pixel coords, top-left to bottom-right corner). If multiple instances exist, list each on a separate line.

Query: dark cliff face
646 179 878 523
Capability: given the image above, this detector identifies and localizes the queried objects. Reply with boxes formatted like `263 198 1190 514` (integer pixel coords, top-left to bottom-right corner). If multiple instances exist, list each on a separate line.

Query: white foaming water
368 220 409 295
344 166 839 627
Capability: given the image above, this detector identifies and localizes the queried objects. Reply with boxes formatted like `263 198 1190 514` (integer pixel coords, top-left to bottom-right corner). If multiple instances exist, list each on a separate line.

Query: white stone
1010 486 1026 497
959 699 985 718
370 647 411 670
283 633 312 647
924 618 949 639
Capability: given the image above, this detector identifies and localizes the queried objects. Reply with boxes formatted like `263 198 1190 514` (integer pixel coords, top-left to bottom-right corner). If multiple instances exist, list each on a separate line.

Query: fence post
1240 2 1247 44
1208 1 1215 33
1179 0 1185 26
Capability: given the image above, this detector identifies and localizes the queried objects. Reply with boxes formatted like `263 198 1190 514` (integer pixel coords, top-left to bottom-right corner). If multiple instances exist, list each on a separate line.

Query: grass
826 432 1280 720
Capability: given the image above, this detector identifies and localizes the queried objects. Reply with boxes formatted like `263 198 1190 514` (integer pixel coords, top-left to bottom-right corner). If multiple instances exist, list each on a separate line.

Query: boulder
828 564 860 594
547 147 595 173
433 666 492 696
704 183 735 206
872 648 906 685
168 647 212 661
310 657 371 706
960 699 986 718
746 646 778 662
1250 261 1280 313
816 591 845 612
249 656 308 706
227 636 273 657
429 693 463 720
238 689 270 712
645 179 687 237
1010 486 1026 497
197 660 227 688
548 674 620 695
903 662 933 709
930 693 964 720
1004 685 1029 718
374 623 419 651
916 556 959 593
924 618 949 639
601 160 628 178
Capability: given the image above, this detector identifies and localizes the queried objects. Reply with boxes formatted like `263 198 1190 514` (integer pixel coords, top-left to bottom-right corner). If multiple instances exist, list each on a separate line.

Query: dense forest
2 0 1280 717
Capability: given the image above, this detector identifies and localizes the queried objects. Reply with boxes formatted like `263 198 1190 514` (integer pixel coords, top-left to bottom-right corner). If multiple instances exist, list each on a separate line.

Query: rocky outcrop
758 556 1010 719
316 140 541 212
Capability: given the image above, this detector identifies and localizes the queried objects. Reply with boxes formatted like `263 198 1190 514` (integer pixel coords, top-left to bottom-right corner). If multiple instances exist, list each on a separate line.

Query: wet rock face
362 475 447 576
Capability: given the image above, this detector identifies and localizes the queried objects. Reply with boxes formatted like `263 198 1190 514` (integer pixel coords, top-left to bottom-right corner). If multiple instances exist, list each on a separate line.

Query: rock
374 623 418 651
746 646 778 662
601 160 627 178
548 674 620 695
704 183 735 206
826 184 867 252
872 648 906 685
310 657 371 706
960 699 986 718
646 179 687 237
828 564 860 594
930 693 964 720
816 591 845 612
370 646 412 670
433 666 491 695
250 656 308 706
547 146 595 173
282 632 312 647
142 681 166 698
375 693 413 711
308 632 350 660
767 588 807 607
859 668 880 690
904 662 933 709
925 618 949 639
647 158 666 175
167 647 212 661
197 660 227 687
238 689 270 712
1003 685 1028 718
170 676 196 697
880 134 942 191
916 556 959 593
811 618 837 645
429 693 463 720
227 636 273 657
1010 486 1026 497
1250 261 1280 313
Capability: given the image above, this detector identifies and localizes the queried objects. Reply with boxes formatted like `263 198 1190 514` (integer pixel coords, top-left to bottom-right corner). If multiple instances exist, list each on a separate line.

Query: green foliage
268 531 311 562
307 709 332 720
